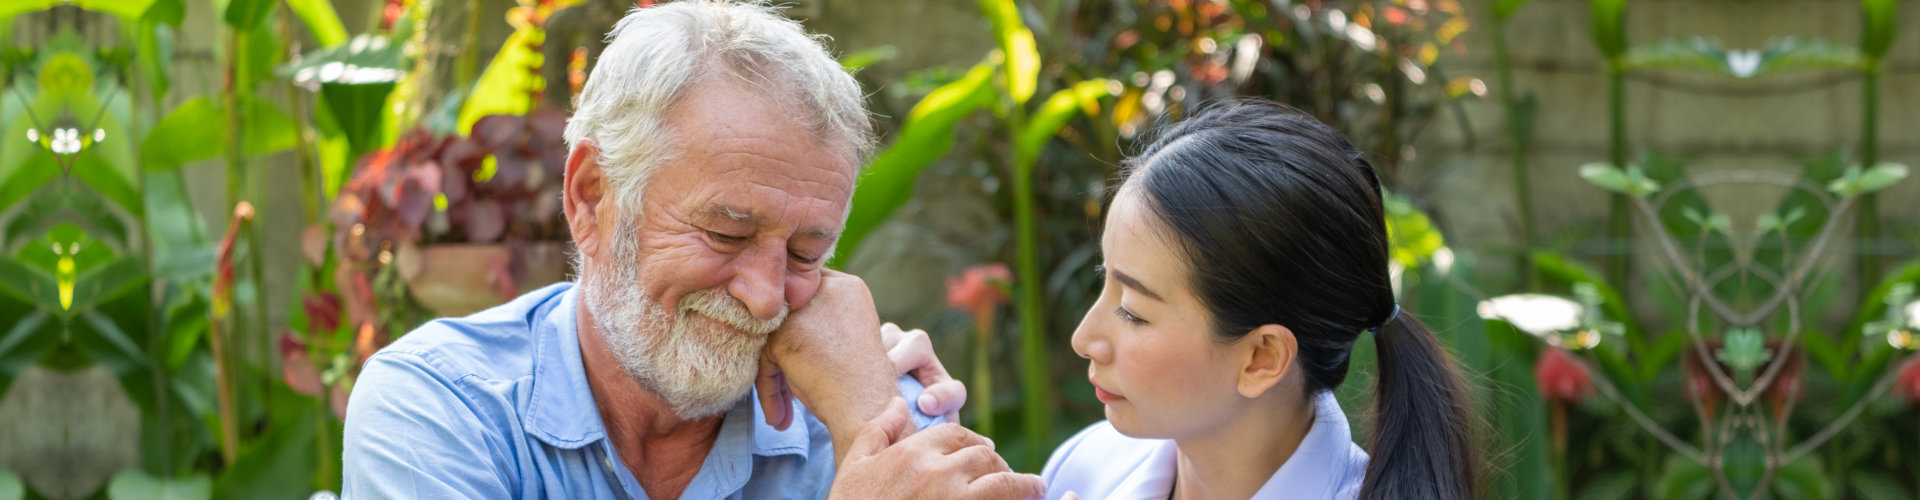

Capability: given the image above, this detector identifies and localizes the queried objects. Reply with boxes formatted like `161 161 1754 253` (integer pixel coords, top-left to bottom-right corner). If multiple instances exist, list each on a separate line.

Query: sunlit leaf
141 98 224 170
1015 79 1112 168
980 0 1039 103
286 0 349 48
457 28 545 134
832 63 996 265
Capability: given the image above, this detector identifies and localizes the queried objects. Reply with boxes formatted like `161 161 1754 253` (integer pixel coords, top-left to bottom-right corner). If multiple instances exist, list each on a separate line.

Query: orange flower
1534 348 1593 404
946 263 1013 315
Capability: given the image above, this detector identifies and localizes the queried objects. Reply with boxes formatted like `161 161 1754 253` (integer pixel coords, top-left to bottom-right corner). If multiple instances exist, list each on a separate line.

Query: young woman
1036 100 1477 500
877 100 1477 499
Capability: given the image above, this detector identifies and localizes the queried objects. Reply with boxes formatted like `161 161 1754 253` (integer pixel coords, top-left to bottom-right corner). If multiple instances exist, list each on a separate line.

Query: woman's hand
882 322 967 423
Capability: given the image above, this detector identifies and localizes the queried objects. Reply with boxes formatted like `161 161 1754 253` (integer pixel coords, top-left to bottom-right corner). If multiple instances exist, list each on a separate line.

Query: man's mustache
677 288 787 336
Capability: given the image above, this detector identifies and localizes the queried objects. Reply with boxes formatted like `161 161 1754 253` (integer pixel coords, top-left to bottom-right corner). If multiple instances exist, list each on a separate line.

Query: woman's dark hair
1117 100 1477 499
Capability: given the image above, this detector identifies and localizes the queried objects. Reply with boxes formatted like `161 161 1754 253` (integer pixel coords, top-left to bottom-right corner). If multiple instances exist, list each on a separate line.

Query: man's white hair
562 0 874 214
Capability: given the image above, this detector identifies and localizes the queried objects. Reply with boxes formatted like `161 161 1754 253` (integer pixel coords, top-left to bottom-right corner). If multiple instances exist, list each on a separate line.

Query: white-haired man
341 2 1044 498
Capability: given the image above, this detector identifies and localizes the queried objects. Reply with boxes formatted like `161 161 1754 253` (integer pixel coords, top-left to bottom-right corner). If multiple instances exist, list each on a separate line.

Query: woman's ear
1236 324 1297 398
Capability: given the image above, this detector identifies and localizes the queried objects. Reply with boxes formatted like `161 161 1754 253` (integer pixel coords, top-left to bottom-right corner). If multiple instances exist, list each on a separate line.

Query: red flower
1896 357 1920 403
946 264 1013 315
303 291 343 335
280 330 324 397
1534 348 1593 404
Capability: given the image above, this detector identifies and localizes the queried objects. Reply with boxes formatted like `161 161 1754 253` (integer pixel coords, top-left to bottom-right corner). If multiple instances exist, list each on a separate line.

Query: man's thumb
845 397 911 460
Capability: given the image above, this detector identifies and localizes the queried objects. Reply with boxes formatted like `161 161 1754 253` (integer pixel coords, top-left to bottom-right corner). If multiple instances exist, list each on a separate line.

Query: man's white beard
579 222 788 420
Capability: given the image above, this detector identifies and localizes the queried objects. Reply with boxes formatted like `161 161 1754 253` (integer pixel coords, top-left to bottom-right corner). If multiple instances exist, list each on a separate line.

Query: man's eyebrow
696 203 756 223
799 226 840 241
697 203 840 241
1099 265 1164 302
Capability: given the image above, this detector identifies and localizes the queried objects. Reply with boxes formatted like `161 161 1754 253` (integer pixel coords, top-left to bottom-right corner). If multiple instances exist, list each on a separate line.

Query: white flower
1477 294 1584 336
1726 50 1762 78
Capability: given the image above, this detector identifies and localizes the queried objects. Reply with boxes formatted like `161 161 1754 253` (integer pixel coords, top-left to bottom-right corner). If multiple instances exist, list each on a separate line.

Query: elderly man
341 2 1043 498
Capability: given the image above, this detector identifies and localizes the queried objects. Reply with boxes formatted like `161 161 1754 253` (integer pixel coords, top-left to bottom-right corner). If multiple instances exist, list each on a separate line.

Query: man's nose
728 245 786 321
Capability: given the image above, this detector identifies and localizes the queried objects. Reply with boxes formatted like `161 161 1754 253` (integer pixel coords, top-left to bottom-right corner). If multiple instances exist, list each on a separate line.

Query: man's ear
564 140 606 252
1236 324 1298 399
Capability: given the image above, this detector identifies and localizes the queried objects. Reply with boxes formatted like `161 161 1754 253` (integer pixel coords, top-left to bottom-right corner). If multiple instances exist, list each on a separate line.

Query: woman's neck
1170 393 1316 500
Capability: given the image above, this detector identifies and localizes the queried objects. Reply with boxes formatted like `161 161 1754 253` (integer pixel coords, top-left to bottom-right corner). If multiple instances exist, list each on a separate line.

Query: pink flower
1895 358 1920 403
946 264 1013 315
1534 348 1593 403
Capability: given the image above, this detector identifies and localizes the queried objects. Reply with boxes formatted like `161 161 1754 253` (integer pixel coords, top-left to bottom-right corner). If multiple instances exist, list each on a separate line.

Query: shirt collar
1250 391 1369 499
1115 392 1368 500
522 284 814 462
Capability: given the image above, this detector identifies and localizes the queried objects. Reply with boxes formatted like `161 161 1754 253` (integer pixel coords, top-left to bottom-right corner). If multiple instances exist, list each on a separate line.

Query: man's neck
577 300 725 500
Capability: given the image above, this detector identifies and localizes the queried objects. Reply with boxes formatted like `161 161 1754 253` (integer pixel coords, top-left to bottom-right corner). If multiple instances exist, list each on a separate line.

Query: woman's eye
1113 306 1146 325
707 230 749 245
789 251 820 265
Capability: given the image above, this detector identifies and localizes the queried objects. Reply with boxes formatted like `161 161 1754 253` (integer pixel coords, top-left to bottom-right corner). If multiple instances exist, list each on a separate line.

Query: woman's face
1071 186 1256 439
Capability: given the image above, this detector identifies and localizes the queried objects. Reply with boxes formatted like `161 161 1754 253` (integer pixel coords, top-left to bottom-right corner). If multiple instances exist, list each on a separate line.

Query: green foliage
108 470 210 500
835 63 996 265
1578 162 1659 198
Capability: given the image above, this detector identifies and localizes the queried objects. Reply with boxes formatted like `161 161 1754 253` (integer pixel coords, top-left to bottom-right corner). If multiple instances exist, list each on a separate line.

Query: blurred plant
946 263 1012 439
328 109 570 344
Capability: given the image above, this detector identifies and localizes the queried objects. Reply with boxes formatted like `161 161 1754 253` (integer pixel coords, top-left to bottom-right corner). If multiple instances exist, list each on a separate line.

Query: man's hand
832 399 1046 500
881 323 967 422
756 270 901 463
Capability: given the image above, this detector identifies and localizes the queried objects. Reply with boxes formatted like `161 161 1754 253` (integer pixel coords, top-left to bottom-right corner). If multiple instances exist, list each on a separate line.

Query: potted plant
329 107 573 325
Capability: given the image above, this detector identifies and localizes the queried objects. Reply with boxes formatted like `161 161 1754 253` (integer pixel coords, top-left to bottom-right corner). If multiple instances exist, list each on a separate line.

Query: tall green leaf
1589 0 1627 59
1014 79 1111 167
285 0 349 48
832 63 996 265
980 0 1039 103
223 0 275 30
1861 0 1898 58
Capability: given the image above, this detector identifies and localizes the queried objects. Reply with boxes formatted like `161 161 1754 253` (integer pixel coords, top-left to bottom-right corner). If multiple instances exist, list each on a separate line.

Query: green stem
1858 66 1880 297
1011 113 1053 471
972 313 995 439
1490 19 1536 289
1605 66 1631 289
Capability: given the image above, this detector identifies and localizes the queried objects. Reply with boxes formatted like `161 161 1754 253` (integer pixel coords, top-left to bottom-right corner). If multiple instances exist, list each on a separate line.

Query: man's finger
844 398 911 461
962 472 1048 500
754 358 794 430
943 444 1013 478
898 423 994 455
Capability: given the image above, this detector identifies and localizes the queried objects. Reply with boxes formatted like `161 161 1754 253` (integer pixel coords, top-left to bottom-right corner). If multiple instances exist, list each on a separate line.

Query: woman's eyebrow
1101 265 1164 302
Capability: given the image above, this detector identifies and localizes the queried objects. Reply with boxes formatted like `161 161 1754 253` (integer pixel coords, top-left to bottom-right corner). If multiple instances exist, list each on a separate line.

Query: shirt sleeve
894 374 947 431
342 352 516 499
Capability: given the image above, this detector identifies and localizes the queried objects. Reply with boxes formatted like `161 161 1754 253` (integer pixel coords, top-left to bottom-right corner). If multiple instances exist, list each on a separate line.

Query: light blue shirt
1041 392 1369 500
342 283 941 499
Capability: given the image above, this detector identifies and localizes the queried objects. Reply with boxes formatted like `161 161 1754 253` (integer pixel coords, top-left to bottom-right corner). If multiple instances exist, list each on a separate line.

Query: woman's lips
1092 380 1125 403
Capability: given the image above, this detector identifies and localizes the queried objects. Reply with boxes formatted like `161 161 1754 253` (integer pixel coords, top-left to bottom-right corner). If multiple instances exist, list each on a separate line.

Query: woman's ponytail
1359 312 1478 500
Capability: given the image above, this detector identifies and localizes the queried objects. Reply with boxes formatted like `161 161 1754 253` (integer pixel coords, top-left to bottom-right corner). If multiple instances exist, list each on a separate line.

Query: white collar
1110 392 1368 500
